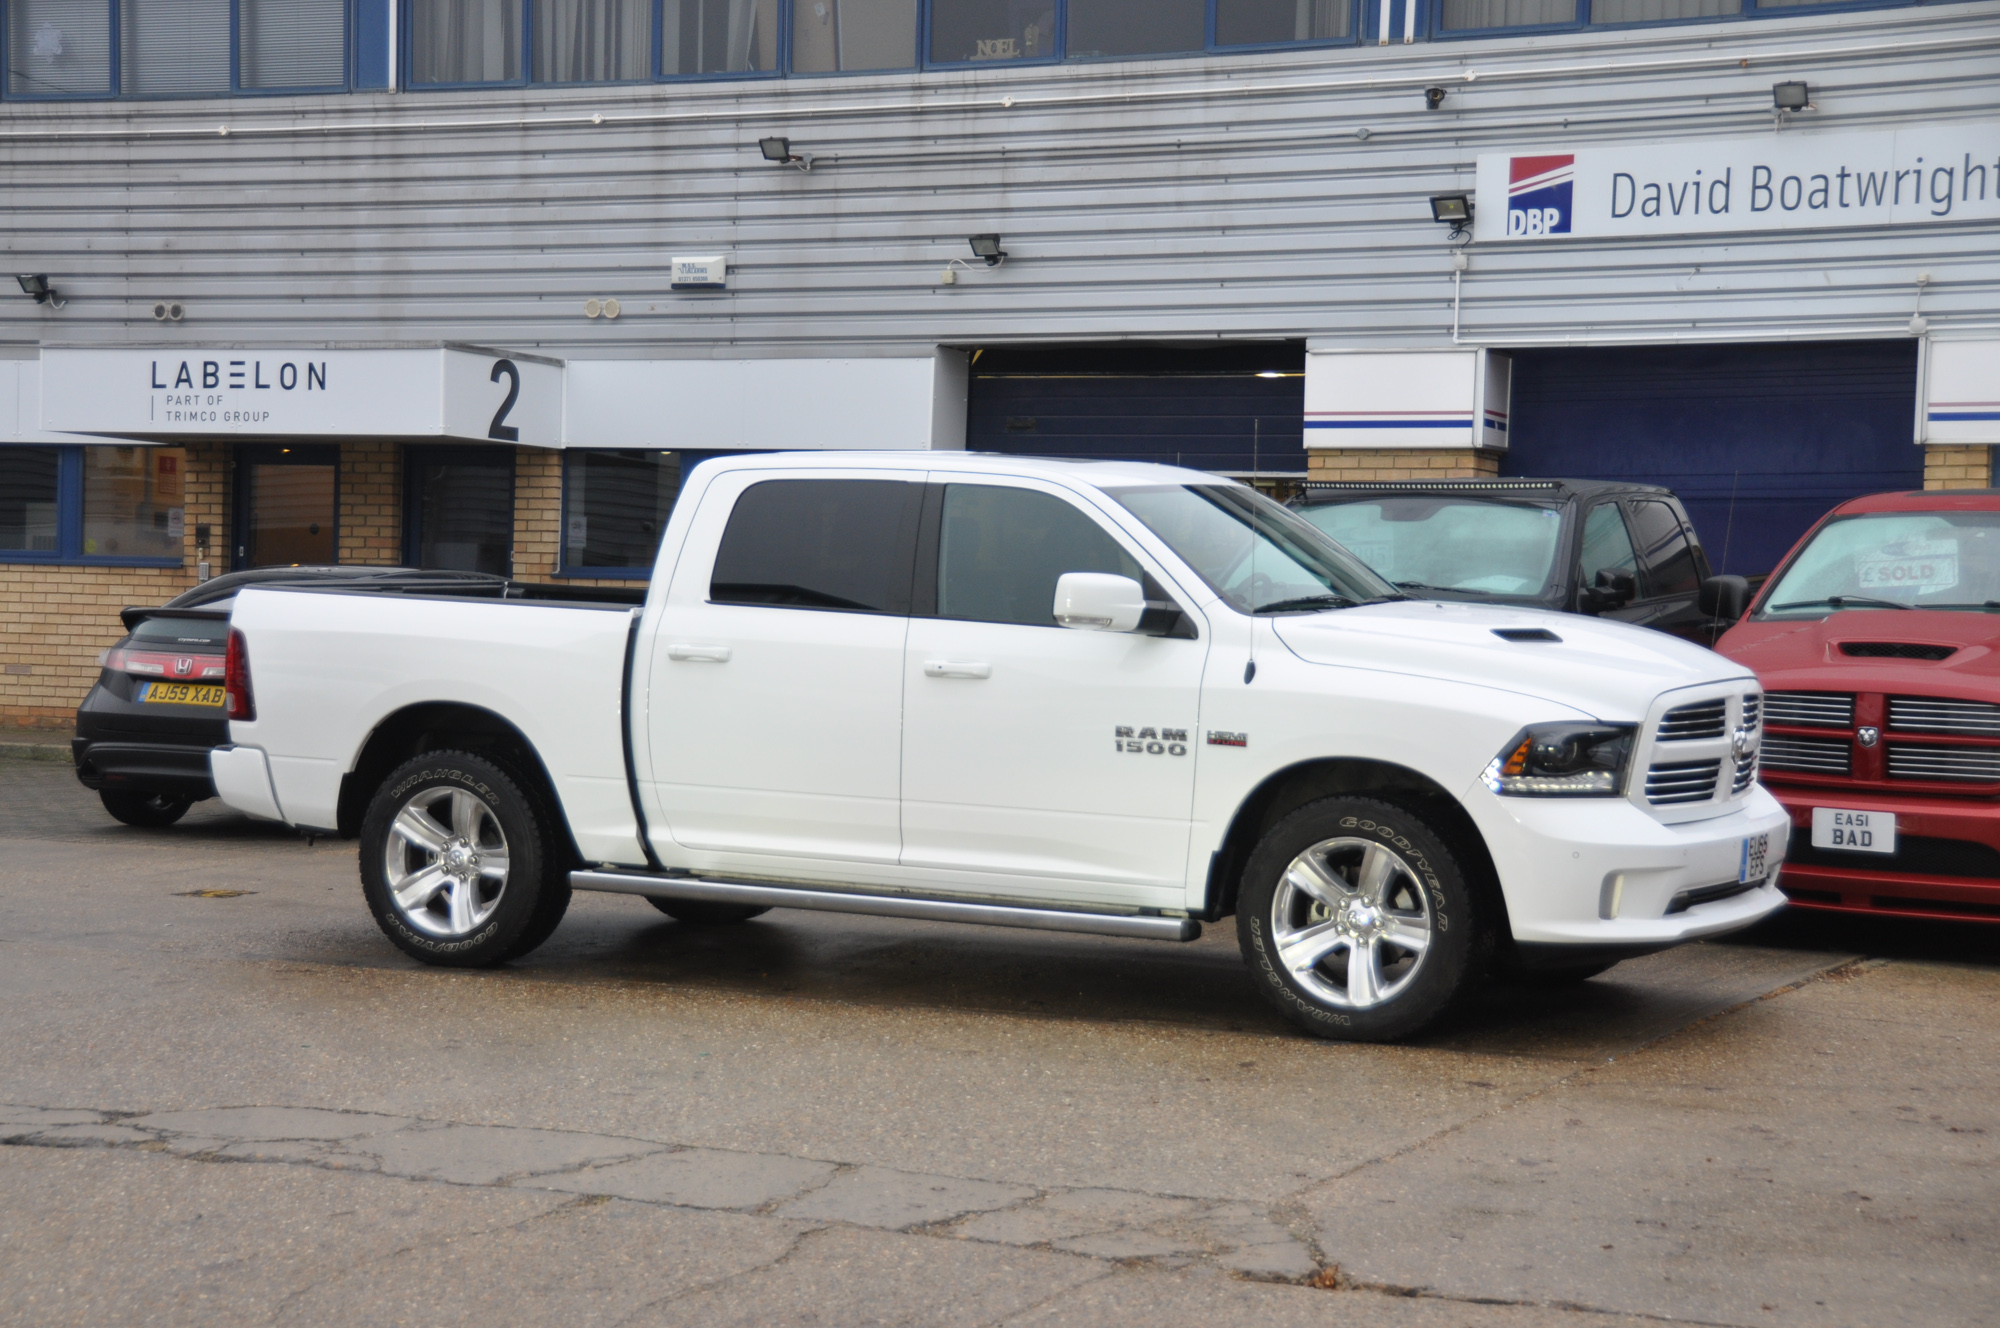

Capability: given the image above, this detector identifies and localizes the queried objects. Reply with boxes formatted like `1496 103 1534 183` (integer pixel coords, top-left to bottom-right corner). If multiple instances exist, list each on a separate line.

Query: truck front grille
1888 696 2000 736
1887 744 2000 783
1760 735 1852 776
1733 752 1757 794
1646 759 1722 805
1741 694 1761 731
1764 691 1855 728
1657 699 1727 741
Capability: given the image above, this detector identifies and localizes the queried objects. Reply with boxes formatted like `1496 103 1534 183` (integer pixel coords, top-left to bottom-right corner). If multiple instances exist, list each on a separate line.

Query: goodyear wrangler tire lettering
359 750 568 968
1235 795 1488 1043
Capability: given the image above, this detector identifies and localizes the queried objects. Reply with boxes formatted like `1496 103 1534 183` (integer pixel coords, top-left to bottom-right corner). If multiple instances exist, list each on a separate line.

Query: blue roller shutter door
1501 341 1922 577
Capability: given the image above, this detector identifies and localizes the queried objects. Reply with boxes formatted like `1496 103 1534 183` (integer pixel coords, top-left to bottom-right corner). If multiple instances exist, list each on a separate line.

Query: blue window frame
1 0 388 100
0 445 187 567
1431 0 1956 38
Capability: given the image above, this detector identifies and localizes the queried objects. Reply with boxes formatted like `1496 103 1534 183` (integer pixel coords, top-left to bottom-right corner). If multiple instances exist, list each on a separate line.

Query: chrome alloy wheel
1271 836 1433 1010
382 787 511 938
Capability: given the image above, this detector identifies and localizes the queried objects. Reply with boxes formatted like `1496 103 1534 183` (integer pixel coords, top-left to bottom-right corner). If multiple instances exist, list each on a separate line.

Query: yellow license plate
142 682 225 707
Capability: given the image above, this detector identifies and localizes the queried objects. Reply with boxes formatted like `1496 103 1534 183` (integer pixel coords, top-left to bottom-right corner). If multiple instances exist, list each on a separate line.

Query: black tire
358 751 568 967
648 898 771 925
1236 796 1489 1043
100 789 191 827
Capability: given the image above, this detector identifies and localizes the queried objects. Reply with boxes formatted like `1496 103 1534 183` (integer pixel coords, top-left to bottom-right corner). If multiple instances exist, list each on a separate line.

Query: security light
1772 81 1811 112
757 136 813 170
967 234 1007 267
16 273 61 306
1429 194 1472 224
1424 85 1448 111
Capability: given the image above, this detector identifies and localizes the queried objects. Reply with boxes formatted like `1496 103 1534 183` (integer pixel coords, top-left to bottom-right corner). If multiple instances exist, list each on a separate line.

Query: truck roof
694 451 1232 488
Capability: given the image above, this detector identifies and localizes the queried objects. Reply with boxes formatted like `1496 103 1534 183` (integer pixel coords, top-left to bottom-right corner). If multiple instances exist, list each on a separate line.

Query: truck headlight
1484 723 1636 797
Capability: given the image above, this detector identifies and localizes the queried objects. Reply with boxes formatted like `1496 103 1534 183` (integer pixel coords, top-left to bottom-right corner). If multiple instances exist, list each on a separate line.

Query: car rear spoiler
118 606 232 632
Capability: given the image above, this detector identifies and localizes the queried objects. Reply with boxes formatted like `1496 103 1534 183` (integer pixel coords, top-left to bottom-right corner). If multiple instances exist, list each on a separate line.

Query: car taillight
225 628 255 721
99 646 225 679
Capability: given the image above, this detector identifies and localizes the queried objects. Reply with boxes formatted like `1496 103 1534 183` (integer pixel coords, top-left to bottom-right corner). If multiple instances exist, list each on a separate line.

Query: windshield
1759 511 2000 618
1107 484 1399 614
1296 497 1564 597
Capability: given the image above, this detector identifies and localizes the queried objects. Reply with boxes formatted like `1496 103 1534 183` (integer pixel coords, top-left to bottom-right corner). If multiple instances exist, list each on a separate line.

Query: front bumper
1765 784 2000 925
1466 784 1792 947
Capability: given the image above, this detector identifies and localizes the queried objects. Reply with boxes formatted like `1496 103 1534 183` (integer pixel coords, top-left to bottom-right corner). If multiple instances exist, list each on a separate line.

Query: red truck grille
1760 690 2000 793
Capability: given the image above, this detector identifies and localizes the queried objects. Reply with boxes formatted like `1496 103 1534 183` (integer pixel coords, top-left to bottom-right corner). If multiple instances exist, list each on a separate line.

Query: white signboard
1475 123 2000 242
39 346 562 446
1303 348 1510 451
1924 340 2000 446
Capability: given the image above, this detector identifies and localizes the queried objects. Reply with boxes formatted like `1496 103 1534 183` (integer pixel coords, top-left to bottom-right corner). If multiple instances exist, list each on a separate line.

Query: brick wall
1923 444 1993 491
1306 448 1502 482
340 440 405 564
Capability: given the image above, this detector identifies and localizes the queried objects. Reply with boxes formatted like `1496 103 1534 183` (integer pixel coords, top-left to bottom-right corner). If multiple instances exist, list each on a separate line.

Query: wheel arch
1200 758 1507 934
337 702 579 867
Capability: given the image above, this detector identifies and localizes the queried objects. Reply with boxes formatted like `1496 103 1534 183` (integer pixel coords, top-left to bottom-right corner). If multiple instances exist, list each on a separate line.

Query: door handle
923 660 991 679
667 644 732 663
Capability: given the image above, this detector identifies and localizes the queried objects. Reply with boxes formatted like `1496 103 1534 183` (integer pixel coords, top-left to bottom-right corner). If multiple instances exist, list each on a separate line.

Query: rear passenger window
937 484 1143 627
1628 500 1700 597
711 479 921 614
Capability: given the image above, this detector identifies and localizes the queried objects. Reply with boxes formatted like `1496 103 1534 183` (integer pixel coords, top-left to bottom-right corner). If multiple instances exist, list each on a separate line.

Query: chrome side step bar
569 870 1201 942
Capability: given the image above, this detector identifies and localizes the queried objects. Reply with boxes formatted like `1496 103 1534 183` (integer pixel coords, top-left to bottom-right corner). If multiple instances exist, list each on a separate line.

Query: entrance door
900 477 1208 906
235 444 336 568
645 471 922 867
406 446 513 575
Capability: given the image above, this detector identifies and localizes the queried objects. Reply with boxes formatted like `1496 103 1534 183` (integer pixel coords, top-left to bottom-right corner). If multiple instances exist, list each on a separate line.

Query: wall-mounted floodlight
1424 85 1448 111
757 136 813 170
1772 81 1811 112
16 274 63 308
968 234 1007 267
1429 194 1474 242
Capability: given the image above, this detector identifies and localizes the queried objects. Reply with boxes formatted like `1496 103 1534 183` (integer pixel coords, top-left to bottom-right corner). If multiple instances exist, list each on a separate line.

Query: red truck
1713 488 2000 924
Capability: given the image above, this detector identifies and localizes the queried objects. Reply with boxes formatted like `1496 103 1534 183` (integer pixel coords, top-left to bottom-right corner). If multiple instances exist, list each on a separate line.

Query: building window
534 0 652 81
3 0 362 99
0 445 186 566
1217 0 1349 45
927 0 1055 64
8 0 114 96
561 449 726 576
241 0 350 89
406 446 514 575
409 0 522 83
662 0 779 75
789 0 916 72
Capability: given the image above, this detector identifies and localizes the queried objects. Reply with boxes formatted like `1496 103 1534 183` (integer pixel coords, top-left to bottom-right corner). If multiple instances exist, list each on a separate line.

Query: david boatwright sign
1473 123 2000 241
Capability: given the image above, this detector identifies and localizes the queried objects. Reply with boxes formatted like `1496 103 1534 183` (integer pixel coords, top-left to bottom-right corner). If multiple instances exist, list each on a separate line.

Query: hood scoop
1493 627 1563 643
1839 641 1957 661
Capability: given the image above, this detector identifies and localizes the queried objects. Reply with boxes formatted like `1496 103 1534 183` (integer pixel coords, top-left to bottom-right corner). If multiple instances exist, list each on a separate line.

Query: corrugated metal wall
0 2 1994 359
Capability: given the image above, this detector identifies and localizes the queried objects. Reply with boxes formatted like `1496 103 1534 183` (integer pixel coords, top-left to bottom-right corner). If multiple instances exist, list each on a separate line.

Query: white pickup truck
212 453 1788 1041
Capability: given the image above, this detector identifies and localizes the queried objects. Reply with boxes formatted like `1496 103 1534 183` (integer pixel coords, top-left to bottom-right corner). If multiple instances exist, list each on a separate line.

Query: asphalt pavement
2 757 1996 1327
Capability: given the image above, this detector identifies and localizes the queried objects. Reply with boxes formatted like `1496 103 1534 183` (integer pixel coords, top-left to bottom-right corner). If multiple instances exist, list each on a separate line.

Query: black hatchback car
1288 478 1746 645
74 566 512 826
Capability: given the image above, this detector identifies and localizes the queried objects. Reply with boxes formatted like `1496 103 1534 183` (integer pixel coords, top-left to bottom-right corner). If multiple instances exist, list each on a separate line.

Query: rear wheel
359 751 568 967
648 898 770 925
1237 796 1487 1042
100 789 191 827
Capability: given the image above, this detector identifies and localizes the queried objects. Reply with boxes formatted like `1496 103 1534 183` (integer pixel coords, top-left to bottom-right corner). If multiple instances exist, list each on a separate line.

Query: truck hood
1715 608 2000 697
1272 600 1745 722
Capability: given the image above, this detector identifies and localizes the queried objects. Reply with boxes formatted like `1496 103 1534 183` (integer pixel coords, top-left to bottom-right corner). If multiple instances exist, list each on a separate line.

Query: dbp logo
1507 154 1574 238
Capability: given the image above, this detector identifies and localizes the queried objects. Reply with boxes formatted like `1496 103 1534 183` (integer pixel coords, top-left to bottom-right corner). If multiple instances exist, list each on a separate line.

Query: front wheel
1237 796 1488 1042
100 789 191 827
359 751 567 967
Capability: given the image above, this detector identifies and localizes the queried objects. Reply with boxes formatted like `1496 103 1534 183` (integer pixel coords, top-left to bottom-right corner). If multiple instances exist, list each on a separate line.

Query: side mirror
1583 568 1636 612
1699 573 1751 622
1053 573 1146 632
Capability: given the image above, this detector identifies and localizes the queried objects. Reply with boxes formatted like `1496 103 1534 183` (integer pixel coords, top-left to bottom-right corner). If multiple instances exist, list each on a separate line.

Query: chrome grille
1887 744 2000 783
1764 692 1855 728
1646 759 1721 805
1759 735 1852 776
1741 694 1761 731
1733 752 1757 794
1888 696 2000 736
1658 699 1727 741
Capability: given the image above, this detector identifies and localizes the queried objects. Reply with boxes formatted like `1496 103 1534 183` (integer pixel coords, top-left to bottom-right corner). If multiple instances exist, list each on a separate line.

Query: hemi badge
1207 731 1248 748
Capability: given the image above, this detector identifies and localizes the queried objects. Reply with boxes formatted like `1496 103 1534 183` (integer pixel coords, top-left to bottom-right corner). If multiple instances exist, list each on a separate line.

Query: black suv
1289 478 1743 645
74 566 514 826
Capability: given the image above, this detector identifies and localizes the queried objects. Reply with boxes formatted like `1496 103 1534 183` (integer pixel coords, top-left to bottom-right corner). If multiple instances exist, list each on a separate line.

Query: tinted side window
711 479 921 613
1628 500 1700 597
937 484 1142 627
1578 504 1639 588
